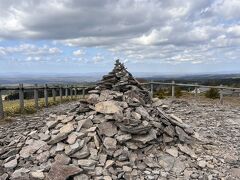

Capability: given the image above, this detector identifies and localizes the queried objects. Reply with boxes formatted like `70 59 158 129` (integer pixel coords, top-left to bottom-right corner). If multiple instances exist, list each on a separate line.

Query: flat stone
62 116 74 123
95 101 123 114
47 163 82 180
230 168 240 178
87 94 99 104
131 112 141 120
132 129 157 144
36 151 50 163
20 140 46 158
67 133 78 144
11 168 30 180
135 106 149 118
65 140 85 155
4 158 18 169
70 145 90 159
198 160 207 168
164 125 175 137
46 120 59 129
38 133 50 141
78 159 97 167
178 144 197 159
122 166 132 172
103 137 117 150
73 174 89 180
0 173 9 180
59 122 74 134
116 134 132 143
172 159 185 175
166 147 178 157
30 171 45 179
55 142 66 152
98 121 118 137
175 126 191 143
54 154 71 165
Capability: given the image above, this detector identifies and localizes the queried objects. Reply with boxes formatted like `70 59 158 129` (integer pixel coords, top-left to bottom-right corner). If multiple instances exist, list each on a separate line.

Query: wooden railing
0 84 92 119
145 81 240 104
1 81 240 119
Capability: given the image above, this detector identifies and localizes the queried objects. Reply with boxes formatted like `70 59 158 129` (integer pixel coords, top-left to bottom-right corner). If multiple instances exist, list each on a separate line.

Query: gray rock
135 106 149 118
30 171 45 179
65 140 85 155
132 129 157 144
11 168 30 180
98 121 118 137
20 140 46 158
103 137 117 150
116 134 132 143
95 101 123 114
177 144 197 159
4 158 18 169
73 174 89 180
71 145 90 159
78 159 97 167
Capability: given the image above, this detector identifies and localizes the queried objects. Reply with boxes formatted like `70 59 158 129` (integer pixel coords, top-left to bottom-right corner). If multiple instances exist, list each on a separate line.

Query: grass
3 96 83 117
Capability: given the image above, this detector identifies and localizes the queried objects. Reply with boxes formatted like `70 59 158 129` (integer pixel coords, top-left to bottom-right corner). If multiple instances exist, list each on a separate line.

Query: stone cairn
1 60 195 180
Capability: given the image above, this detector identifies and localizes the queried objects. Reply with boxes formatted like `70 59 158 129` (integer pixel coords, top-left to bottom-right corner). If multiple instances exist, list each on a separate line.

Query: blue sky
1 0 240 74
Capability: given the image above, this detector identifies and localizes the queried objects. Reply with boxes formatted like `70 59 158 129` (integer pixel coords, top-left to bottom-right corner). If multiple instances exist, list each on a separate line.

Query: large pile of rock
1 60 195 180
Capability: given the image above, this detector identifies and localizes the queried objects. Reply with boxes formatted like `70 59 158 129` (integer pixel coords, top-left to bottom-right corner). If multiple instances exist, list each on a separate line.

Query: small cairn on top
1 60 195 180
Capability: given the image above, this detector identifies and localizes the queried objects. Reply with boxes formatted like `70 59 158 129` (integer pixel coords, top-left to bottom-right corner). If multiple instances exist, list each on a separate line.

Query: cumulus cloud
0 0 240 66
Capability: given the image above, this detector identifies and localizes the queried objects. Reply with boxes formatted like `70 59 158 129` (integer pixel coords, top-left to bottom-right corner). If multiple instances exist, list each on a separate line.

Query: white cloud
73 49 85 56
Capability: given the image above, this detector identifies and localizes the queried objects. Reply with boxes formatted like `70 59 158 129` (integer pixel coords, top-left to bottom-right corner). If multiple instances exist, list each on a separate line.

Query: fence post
59 86 63 103
150 80 154 98
70 86 73 100
74 88 77 99
220 85 223 105
44 84 48 107
52 87 56 102
82 88 85 99
194 83 198 97
19 84 24 113
34 84 39 110
65 86 69 98
171 81 175 98
0 89 4 119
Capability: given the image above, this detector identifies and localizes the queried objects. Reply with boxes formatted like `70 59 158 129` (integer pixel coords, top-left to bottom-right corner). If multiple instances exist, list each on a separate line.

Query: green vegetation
3 96 82 117
154 86 183 99
205 88 220 99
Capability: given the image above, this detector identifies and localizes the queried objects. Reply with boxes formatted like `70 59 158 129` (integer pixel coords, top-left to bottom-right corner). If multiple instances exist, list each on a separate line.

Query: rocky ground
0 98 239 179
0 61 239 180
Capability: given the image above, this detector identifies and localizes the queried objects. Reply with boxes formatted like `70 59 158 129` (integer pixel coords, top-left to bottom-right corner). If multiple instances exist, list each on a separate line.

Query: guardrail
145 81 240 104
0 84 92 119
1 81 239 119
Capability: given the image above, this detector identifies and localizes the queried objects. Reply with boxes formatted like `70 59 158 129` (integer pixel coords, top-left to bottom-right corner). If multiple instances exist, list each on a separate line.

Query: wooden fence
146 81 240 104
0 84 90 119
1 81 240 119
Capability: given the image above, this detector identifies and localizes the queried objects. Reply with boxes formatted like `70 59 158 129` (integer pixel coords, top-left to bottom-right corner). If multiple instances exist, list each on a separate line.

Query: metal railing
0 83 91 119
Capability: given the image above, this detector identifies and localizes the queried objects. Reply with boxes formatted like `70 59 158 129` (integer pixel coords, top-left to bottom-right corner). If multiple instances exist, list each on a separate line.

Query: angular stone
11 168 30 180
65 140 85 155
47 163 82 180
38 133 50 141
178 144 197 159
74 174 89 180
36 151 50 163
95 101 123 114
46 120 59 129
175 126 191 143
135 106 149 118
0 173 9 180
54 154 71 165
164 125 175 137
30 171 45 179
78 159 97 167
4 158 18 169
116 134 132 143
166 147 178 157
131 112 141 120
198 160 207 168
70 145 90 159
87 94 99 104
132 129 157 144
20 140 46 158
55 142 66 152
59 122 74 134
62 116 74 123
103 137 117 150
98 121 118 137
67 133 78 144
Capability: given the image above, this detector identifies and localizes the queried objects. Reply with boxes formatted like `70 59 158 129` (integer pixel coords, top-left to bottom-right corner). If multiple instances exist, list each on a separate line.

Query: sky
1 0 240 75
